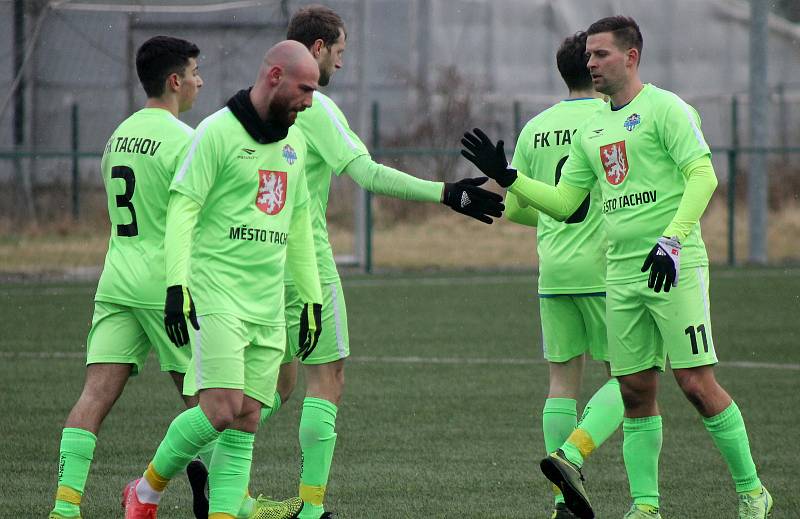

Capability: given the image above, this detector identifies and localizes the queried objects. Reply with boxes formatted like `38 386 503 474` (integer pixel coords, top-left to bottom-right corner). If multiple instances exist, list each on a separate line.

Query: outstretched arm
509 174 588 221
343 155 443 201
343 155 504 224
505 191 539 227
461 128 587 221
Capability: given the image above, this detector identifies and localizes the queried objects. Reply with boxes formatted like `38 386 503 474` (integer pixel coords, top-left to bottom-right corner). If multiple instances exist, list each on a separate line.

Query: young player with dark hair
463 15 771 519
48 35 202 519
506 31 624 519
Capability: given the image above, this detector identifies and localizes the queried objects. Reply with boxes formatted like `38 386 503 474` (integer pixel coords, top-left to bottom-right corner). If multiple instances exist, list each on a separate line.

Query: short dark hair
135 35 199 98
287 4 346 49
556 31 592 91
587 15 643 64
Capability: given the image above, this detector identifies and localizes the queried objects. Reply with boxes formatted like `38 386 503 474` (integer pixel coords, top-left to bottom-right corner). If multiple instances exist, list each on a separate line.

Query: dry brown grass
1 198 798 275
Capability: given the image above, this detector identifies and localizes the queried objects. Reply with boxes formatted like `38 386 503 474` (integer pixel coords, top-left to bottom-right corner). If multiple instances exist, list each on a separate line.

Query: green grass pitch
1 267 797 518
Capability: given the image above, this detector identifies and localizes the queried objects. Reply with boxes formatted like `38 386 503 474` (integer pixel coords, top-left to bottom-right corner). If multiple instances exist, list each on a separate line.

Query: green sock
209 429 255 516
231 392 283 519
703 401 762 493
542 398 577 505
562 378 624 468
623 416 662 509
151 406 220 481
51 427 97 517
198 441 216 469
259 391 282 426
297 397 338 519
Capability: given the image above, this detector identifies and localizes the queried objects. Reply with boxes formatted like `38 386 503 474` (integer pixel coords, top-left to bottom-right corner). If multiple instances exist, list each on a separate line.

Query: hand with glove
641 237 682 293
164 284 199 347
460 128 518 188
441 177 505 224
297 303 323 361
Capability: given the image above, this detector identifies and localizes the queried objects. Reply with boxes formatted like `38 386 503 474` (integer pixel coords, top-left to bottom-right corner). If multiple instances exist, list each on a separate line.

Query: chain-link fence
2 0 800 275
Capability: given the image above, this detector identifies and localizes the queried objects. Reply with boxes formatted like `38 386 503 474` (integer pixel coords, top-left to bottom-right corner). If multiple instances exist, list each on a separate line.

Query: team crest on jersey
624 113 641 131
282 144 297 165
600 141 629 185
256 170 287 215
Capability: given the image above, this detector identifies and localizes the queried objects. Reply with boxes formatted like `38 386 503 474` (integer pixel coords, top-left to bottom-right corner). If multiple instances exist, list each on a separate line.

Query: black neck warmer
226 88 289 144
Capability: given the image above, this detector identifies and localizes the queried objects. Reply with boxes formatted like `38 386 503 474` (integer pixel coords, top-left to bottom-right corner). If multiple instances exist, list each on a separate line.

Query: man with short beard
217 6 504 519
122 40 323 519
463 14 771 519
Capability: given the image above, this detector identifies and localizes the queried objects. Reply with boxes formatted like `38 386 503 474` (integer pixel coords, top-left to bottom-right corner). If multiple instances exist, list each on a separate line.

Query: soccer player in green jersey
507 32 624 519
48 36 203 519
462 15 772 519
198 7 502 519
121 41 322 519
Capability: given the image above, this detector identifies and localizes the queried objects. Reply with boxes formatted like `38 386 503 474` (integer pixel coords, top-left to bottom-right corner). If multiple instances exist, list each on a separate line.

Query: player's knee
234 406 261 432
618 379 654 411
78 385 117 408
674 371 711 408
206 409 236 430
203 401 242 431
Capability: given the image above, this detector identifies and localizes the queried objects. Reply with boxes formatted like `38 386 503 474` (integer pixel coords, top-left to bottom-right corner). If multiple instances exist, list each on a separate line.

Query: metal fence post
362 101 380 274
727 96 739 266
513 100 522 142
727 149 737 266
71 102 80 220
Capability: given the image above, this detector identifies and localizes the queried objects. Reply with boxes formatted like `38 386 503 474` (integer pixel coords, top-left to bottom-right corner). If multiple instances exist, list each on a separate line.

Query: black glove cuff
497 168 518 189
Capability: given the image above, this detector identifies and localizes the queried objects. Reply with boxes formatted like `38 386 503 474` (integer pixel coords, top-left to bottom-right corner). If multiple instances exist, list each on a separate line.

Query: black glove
164 285 199 347
441 177 505 224
460 128 518 188
297 302 323 361
640 237 682 293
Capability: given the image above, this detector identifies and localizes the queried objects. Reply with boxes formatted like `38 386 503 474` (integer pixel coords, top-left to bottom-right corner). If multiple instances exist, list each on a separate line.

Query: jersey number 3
111 166 138 237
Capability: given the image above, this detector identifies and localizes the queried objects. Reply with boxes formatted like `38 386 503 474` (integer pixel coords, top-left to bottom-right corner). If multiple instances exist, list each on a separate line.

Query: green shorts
86 301 190 375
183 313 285 406
283 280 349 365
607 266 717 376
539 294 608 363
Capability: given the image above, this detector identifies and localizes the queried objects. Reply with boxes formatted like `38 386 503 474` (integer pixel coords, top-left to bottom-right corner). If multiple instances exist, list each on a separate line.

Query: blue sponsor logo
282 144 297 165
624 113 641 132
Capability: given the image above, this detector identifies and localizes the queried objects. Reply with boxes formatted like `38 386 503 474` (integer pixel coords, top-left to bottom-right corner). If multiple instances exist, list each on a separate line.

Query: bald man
122 40 322 519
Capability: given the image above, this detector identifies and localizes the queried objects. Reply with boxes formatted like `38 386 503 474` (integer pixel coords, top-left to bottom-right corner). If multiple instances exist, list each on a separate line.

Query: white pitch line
1 351 798 370
348 355 800 371
2 268 798 294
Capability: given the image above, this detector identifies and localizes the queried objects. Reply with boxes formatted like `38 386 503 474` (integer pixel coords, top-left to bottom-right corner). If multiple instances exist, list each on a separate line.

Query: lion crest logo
256 170 287 215
600 141 629 185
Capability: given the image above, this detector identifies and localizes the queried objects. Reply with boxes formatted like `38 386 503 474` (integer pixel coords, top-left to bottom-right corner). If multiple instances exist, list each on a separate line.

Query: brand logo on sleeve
282 144 297 165
623 113 641 131
256 170 287 215
600 141 628 185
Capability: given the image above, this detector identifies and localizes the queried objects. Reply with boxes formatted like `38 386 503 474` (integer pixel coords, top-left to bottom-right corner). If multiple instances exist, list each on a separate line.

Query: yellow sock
143 463 169 492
